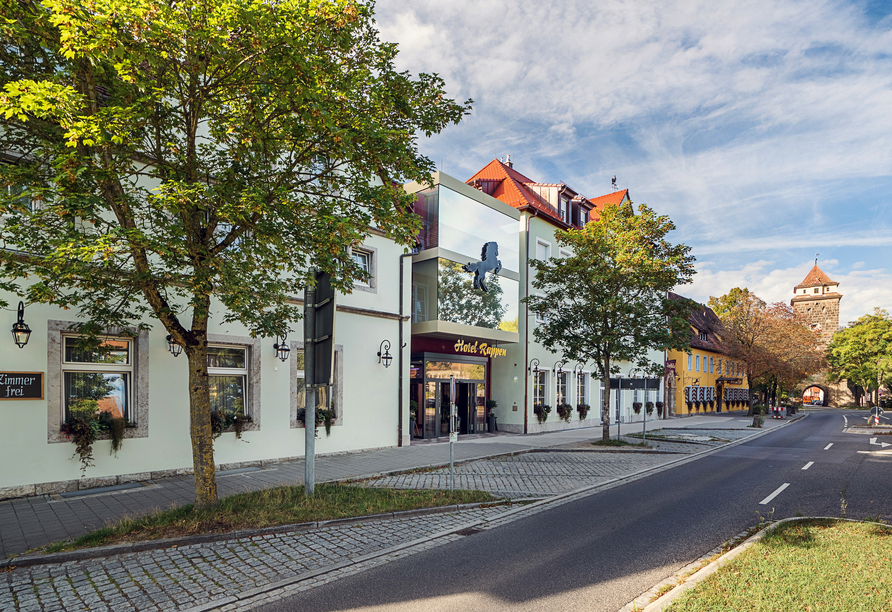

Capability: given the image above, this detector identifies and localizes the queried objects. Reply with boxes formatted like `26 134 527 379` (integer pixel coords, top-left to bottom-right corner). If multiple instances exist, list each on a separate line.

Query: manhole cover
455 527 484 536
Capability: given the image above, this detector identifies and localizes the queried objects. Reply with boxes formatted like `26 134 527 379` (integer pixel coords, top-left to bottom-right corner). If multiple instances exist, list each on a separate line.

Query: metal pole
617 378 622 440
449 375 455 492
643 377 647 442
304 281 316 497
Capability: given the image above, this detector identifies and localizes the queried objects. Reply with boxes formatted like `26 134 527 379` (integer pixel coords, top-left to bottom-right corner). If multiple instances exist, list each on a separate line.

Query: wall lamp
553 360 565 375
378 339 393 368
273 334 291 362
166 335 183 358
11 301 31 349
528 358 540 374
575 362 584 377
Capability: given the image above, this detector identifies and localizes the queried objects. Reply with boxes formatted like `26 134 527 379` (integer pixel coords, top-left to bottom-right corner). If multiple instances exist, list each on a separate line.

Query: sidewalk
0 411 773 560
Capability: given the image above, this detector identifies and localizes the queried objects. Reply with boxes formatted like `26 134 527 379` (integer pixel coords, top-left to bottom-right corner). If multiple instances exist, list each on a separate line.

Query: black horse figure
463 242 502 292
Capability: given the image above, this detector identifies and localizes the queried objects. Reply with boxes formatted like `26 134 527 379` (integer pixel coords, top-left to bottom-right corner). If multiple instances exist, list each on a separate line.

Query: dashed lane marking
760 483 790 505
824 443 833 450
802 462 814 470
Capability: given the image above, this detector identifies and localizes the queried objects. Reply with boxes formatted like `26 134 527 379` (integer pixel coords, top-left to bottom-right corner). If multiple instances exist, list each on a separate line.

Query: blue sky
376 0 892 327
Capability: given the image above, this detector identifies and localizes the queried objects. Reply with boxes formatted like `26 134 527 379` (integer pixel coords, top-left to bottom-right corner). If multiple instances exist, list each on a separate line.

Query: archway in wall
802 385 829 407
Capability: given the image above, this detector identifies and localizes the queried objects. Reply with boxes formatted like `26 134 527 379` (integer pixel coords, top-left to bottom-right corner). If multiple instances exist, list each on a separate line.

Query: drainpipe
398 252 413 447
523 211 536 435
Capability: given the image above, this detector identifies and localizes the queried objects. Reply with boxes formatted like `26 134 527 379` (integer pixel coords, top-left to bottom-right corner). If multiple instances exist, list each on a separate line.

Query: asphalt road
257 409 892 612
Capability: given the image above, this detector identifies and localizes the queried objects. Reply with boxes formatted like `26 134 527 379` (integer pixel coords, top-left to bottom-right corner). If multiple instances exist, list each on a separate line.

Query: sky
375 0 892 327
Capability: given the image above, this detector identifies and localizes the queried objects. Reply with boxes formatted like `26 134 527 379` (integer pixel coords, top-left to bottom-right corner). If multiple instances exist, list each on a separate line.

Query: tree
523 201 696 441
0 0 470 507
827 309 892 406
437 260 507 329
709 290 823 410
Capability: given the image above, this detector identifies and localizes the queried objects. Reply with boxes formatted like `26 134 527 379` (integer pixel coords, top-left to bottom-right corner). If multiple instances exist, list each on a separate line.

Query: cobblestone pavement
0 505 509 612
0 418 789 612
361 450 689 498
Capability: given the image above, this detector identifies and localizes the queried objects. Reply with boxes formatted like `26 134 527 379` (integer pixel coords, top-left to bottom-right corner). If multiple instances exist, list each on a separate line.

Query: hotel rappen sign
454 339 507 358
0 372 44 400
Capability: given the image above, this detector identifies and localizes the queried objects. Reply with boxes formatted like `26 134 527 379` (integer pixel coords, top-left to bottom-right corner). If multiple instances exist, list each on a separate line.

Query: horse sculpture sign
462 241 502 292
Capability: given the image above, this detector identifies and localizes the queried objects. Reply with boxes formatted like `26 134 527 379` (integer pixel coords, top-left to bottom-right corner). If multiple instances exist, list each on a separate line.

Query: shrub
556 403 573 423
533 404 551 424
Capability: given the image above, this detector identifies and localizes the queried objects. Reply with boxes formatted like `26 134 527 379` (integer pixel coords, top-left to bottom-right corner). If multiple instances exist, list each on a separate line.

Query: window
695 355 700 372
710 357 714 373
291 340 343 428
536 239 551 263
698 329 707 341
559 249 571 259
533 371 547 406
559 197 570 224
633 388 640 404
718 359 722 375
581 209 589 226
556 371 568 405
349 245 377 293
814 287 819 294
535 293 547 324
577 372 588 406
62 337 133 423
412 284 428 323
207 346 248 417
688 353 693 371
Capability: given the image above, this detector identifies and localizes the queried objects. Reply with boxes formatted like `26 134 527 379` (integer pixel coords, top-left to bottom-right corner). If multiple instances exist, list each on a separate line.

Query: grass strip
666 519 892 612
591 439 650 448
41 484 495 554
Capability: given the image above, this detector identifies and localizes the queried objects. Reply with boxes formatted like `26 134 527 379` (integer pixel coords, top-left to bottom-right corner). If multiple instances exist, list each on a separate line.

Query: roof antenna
815 253 819 266
611 175 618 191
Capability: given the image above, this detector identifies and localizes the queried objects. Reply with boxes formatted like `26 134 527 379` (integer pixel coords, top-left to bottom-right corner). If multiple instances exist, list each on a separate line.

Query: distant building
665 294 749 415
790 264 841 348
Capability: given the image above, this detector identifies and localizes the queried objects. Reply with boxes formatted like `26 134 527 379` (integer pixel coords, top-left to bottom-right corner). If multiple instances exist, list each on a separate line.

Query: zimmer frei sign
453 339 507 358
0 372 44 400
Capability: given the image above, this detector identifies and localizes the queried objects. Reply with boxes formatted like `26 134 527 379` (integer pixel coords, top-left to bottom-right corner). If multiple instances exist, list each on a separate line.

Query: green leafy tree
437 260 507 329
827 309 892 406
523 201 696 441
0 0 470 507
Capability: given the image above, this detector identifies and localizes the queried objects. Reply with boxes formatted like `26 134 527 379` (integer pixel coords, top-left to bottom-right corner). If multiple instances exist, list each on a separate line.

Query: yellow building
666 294 749 415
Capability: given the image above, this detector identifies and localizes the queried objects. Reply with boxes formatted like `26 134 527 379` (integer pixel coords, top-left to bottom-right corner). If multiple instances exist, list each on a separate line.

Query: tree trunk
602 364 611 442
185 342 218 509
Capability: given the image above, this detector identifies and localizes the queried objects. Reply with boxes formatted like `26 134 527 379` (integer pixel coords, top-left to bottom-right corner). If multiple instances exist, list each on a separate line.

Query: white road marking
760 483 790 505
824 443 833 450
844 416 848 427
869 437 891 448
802 462 814 470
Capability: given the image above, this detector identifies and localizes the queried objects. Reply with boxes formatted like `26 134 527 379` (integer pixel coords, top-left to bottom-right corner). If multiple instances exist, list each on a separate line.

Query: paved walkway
0 411 796 612
0 411 774 560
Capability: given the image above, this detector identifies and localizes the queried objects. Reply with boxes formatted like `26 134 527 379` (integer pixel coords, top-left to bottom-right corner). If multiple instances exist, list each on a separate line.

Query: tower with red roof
790 264 841 349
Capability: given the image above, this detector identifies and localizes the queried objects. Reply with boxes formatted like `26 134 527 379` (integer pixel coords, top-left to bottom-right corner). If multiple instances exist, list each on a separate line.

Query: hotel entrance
409 353 487 439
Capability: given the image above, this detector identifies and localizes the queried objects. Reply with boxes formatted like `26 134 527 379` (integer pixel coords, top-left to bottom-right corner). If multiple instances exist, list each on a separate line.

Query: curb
636 515 881 612
2 415 800 584
0 499 530 569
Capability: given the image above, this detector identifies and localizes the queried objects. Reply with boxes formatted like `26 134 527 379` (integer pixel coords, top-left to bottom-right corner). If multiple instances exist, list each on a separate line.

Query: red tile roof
795 265 838 289
466 159 628 227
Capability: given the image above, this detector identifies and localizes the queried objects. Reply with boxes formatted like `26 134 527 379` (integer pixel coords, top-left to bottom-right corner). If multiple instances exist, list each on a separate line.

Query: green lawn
666 519 892 611
39 484 495 554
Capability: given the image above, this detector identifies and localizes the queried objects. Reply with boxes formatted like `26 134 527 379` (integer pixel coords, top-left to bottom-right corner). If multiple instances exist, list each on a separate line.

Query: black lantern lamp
273 334 291 362
166 335 183 357
528 358 540 374
553 360 565 375
378 339 393 368
575 362 584 377
11 301 31 349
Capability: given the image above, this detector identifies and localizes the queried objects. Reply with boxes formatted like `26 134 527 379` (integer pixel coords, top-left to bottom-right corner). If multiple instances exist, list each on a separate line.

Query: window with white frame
576 372 587 406
559 197 570 224
351 249 371 285
535 293 547 324
208 346 249 417
688 353 693 371
581 209 589 226
718 358 722 375
533 371 547 406
633 388 641 404
62 337 133 423
695 355 700 372
556 371 568 405
536 239 551 263
710 357 714 373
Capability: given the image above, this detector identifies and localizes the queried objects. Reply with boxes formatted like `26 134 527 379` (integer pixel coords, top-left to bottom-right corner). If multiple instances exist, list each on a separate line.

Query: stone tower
790 264 841 349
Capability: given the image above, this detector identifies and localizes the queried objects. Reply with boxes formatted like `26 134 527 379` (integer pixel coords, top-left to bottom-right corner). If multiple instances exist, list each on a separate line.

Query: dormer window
559 197 570 224
698 330 707 342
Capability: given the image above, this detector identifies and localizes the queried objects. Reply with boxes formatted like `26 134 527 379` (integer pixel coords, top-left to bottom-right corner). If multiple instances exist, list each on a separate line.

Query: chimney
502 154 513 168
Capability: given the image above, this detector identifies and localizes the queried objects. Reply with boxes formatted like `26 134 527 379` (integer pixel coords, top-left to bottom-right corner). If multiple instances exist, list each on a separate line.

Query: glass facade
413 186 519 271
409 355 487 439
411 258 519 330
